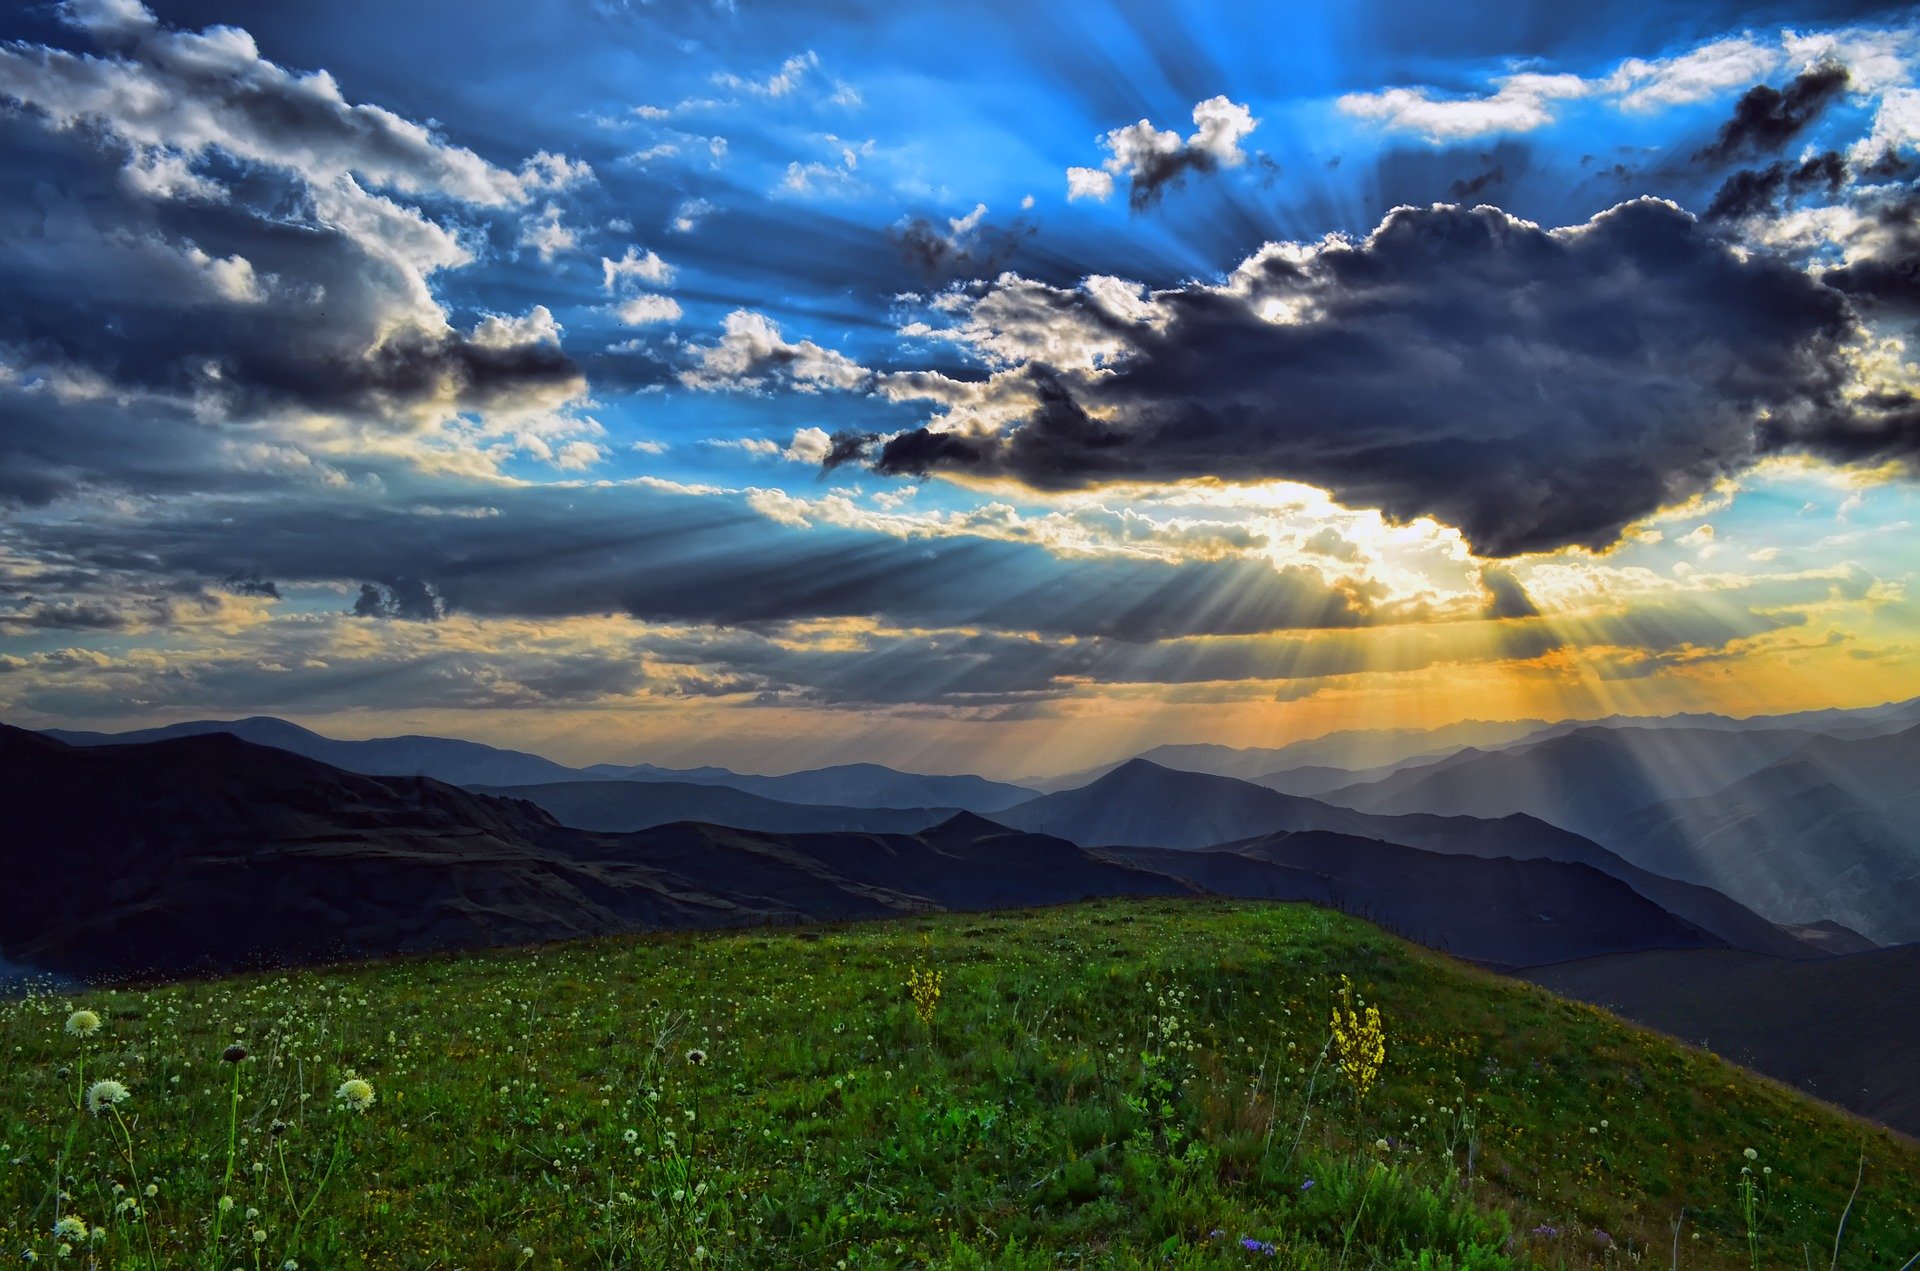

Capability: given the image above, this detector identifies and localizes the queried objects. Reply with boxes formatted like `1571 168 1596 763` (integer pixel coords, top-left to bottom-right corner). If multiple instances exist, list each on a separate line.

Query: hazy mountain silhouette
994 760 1812 956
477 779 958 835
1607 725 1920 945
45 716 590 787
1 726 1755 981
45 717 1037 813
1318 725 1822 842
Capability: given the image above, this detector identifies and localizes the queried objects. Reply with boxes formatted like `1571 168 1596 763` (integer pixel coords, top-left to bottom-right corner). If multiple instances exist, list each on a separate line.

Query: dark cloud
1448 164 1505 200
1693 64 1851 165
1479 567 1539 620
4 484 1380 643
0 16 587 509
1819 188 1920 316
870 200 1877 557
890 209 1037 281
1704 151 1846 221
352 579 445 621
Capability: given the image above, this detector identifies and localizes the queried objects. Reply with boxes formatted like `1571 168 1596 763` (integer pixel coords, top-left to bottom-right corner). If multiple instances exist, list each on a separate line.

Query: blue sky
0 0 1915 775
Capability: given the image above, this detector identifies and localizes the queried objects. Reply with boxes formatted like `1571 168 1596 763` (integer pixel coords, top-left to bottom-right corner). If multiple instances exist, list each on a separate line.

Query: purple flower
1531 1225 1560 1238
1593 1229 1614 1248
1240 1238 1276 1256
1299 1178 1316 1191
1209 1230 1225 1239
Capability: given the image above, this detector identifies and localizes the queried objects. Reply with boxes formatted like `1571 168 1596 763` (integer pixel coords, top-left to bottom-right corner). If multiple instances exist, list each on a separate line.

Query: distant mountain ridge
0 725 1759 980
993 759 1813 958
43 717 1037 813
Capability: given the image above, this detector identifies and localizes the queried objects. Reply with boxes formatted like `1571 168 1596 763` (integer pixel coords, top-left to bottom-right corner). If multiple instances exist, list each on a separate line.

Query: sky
0 0 1917 778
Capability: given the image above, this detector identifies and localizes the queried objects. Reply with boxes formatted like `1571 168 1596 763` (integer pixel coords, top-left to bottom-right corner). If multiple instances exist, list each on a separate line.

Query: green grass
2 898 1915 1268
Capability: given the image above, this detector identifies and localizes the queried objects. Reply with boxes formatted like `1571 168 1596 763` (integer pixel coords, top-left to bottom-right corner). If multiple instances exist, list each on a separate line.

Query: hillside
44 715 589 787
996 760 1811 957
2 900 1914 1269
476 778 958 835
1524 943 1920 1138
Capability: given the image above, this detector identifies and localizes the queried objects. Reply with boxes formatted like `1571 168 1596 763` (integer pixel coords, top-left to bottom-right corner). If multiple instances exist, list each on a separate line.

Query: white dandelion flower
335 1078 375 1112
64 1011 101 1038
84 1080 129 1114
52 1217 87 1241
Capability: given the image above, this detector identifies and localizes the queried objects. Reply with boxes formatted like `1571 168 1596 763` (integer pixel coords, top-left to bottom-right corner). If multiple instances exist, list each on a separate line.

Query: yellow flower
1329 975 1387 1104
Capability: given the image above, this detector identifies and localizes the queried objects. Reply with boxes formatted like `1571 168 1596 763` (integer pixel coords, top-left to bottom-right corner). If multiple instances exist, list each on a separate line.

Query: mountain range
0 723 1798 979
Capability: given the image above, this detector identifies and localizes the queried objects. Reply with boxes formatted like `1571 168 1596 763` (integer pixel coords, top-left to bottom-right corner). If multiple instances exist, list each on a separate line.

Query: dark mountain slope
0 728 1156 979
1096 832 1725 969
476 779 957 835
1524 944 1920 1137
44 716 589 787
998 760 1810 956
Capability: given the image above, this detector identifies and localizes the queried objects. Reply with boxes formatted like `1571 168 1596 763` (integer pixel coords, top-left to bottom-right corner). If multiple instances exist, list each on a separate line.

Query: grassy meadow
2 898 1915 1268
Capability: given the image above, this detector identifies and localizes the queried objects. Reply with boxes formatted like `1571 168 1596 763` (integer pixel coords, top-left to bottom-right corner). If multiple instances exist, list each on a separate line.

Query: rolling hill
1524 943 1920 1137
43 717 1039 813
996 760 1812 957
3 900 1915 1268
474 778 957 835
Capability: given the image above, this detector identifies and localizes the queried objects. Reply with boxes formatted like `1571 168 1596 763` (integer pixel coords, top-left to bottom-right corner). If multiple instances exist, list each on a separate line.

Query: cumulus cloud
680 310 871 393
0 3 590 501
1069 96 1257 208
601 245 673 290
853 199 1901 557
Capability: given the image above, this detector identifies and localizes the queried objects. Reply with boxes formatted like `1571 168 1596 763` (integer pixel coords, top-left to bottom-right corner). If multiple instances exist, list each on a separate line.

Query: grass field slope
2 900 1915 1269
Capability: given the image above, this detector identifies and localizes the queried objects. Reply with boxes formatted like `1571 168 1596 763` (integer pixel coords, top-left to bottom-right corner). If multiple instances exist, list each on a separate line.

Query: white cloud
614 294 683 325
1070 96 1257 203
601 245 673 291
1605 36 1782 111
670 197 717 234
1338 73 1590 141
681 310 870 393
517 202 578 262
714 50 818 99
1066 166 1116 201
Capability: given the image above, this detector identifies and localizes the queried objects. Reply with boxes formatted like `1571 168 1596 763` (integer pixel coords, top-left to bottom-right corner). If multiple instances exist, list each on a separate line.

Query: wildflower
143 1184 157 1198
52 1217 87 1241
1329 975 1386 1103
1743 1147 1758 1160
336 1078 376 1112
64 1011 100 1038
1531 1224 1560 1238
85 1080 129 1114
219 1196 234 1213
1299 1178 1316 1191
686 1048 708 1066
222 1044 248 1064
